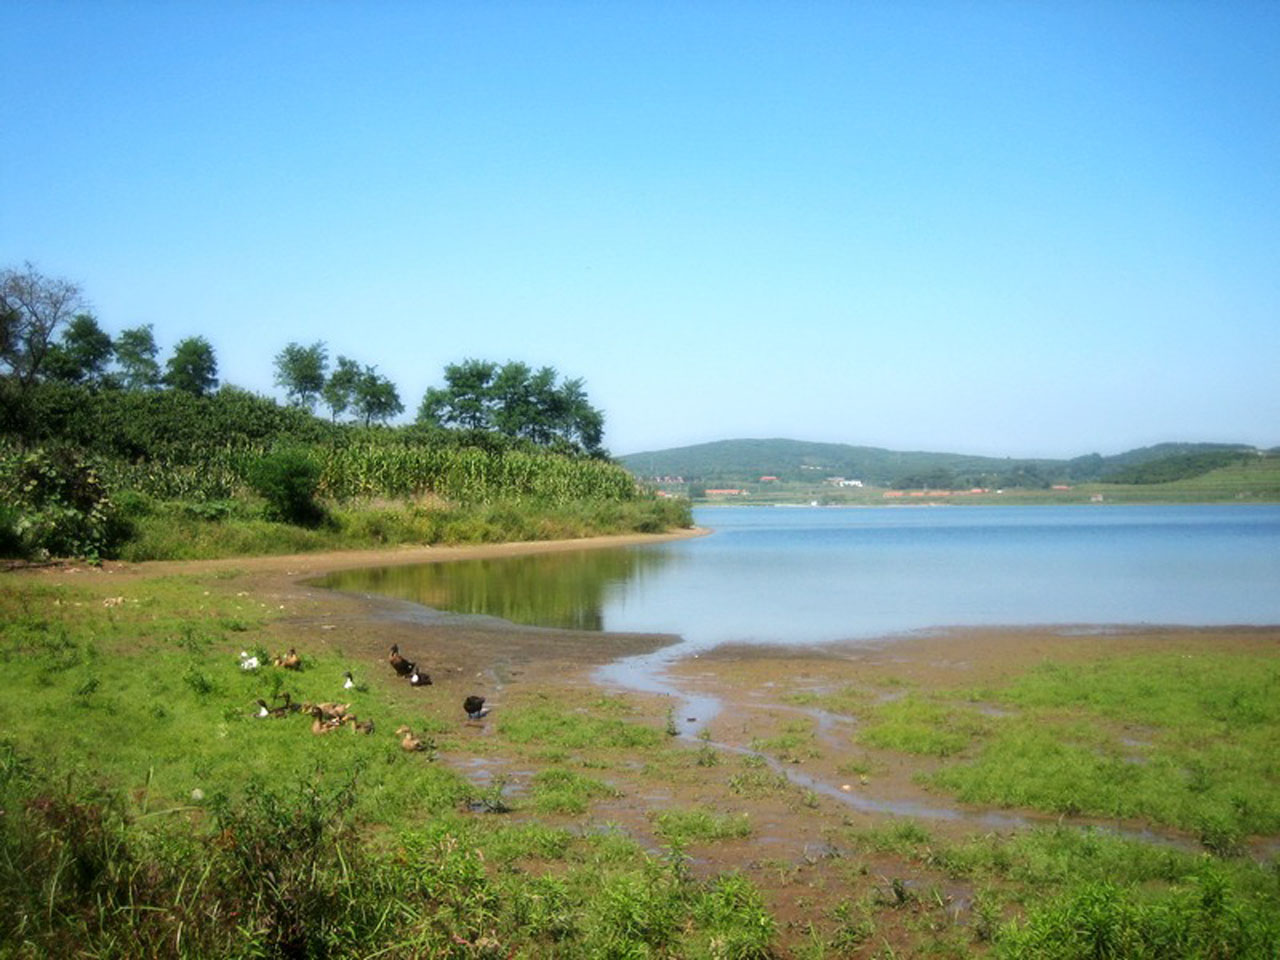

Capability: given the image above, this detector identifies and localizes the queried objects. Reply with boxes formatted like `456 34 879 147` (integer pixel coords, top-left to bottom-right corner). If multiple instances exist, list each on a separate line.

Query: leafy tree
273 340 328 410
892 468 956 490
352 365 403 426
322 355 363 421
114 324 162 391
556 375 605 455
0 263 87 388
164 336 218 396
43 313 114 386
419 358 498 430
418 358 606 455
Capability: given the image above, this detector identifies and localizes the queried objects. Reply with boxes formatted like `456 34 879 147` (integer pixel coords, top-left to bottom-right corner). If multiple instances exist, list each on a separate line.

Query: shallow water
320 504 1280 736
322 505 1280 654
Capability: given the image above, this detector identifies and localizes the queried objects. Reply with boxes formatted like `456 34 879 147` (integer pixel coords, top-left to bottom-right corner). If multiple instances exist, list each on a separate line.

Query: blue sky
3 1 1277 458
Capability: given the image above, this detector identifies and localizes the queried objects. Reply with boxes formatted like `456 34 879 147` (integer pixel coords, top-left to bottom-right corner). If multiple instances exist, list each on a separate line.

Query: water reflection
318 547 675 632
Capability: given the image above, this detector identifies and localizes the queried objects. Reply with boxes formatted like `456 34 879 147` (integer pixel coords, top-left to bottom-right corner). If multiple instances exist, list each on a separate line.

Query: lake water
322 504 1280 656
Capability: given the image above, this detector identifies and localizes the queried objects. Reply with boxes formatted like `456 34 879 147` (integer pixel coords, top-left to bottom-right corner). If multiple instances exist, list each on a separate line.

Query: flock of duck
243 643 487 754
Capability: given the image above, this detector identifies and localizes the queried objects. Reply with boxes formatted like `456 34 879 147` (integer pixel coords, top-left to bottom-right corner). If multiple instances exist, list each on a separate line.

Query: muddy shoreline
32 532 1280 862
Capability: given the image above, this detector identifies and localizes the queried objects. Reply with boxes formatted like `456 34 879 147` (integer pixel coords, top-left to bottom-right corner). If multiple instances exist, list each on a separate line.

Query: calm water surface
322 505 1280 654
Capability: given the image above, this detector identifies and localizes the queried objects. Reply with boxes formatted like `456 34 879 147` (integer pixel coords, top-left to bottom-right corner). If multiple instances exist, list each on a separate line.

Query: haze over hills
620 438 1269 490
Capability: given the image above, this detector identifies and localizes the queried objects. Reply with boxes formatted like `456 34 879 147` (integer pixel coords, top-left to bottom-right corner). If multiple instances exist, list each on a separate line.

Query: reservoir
319 504 1280 655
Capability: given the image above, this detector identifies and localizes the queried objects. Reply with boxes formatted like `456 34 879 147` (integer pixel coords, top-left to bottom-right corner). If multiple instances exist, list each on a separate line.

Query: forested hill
620 438 1266 489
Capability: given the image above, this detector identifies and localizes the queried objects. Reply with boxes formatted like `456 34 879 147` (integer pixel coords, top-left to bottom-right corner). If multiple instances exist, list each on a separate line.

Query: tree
352 365 403 426
417 358 606 455
273 340 328 410
419 359 498 430
43 313 114 386
557 376 605 455
164 336 218 396
0 263 87 388
114 324 162 391
322 355 363 421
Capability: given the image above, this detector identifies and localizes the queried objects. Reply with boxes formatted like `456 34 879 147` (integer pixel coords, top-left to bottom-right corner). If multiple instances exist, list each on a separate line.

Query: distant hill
620 438 1261 489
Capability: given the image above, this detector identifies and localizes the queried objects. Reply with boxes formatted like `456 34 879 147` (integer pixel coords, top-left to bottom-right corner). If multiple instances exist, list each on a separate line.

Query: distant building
705 488 748 497
759 476 779 483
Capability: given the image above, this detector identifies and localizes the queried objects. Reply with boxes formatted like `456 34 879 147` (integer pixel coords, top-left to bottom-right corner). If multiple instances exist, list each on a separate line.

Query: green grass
119 494 692 561
530 768 620 814
498 696 666 751
846 821 1280 958
933 653 1280 848
857 694 993 757
0 578 473 823
0 574 788 959
750 717 822 762
652 807 754 845
828 649 1280 852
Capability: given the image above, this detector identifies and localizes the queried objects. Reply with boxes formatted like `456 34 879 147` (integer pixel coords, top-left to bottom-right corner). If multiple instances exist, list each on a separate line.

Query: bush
247 448 326 527
0 445 129 560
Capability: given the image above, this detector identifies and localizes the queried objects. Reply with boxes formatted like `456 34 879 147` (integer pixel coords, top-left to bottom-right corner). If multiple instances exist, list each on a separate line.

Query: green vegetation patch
840 650 1280 850
652 807 754 844
530 768 620 814
932 653 1280 847
750 716 822 762
857 694 994 757
845 821 1280 958
497 698 665 751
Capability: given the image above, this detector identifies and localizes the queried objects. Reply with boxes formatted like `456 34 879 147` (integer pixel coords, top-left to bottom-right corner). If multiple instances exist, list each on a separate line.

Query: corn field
94 441 640 506
315 443 639 504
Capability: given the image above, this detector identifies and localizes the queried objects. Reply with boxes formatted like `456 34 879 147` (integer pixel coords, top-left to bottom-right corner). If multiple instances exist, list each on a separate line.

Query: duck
395 725 429 752
343 671 356 690
239 651 260 671
254 697 295 719
307 702 351 723
351 717 375 735
463 695 486 720
318 701 355 721
409 666 432 687
272 692 301 714
273 648 302 670
311 715 343 735
388 644 414 677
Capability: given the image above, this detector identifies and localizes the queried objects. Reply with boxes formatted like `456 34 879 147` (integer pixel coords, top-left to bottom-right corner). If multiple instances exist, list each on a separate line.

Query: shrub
246 448 326 527
0 445 128 560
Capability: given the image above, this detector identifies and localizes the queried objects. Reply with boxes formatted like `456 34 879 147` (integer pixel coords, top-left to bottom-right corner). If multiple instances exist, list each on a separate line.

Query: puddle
596 653 1205 854
594 652 723 735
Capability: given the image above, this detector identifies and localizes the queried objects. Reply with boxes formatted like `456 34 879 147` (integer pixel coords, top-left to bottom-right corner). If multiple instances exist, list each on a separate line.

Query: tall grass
118 495 692 561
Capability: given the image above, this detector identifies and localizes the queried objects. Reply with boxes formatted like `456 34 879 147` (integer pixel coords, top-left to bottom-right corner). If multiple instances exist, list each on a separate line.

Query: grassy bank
117 494 692 561
791 647 1280 856
3 570 1278 957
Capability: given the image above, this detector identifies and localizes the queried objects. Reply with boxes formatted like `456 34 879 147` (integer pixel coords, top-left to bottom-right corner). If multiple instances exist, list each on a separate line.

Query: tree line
3 262 606 456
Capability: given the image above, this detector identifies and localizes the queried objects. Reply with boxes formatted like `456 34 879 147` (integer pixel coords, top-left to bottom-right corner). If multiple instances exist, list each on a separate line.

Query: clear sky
3 1 1277 458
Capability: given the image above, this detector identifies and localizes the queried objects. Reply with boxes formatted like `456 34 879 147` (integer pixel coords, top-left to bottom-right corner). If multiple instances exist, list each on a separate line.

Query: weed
830 898 876 950
652 808 753 845
467 775 512 814
530 768 618 814
728 767 791 797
